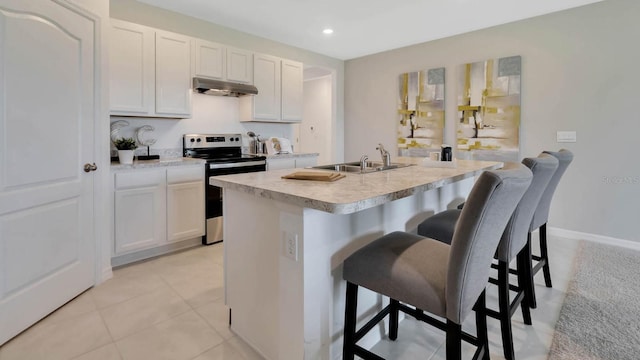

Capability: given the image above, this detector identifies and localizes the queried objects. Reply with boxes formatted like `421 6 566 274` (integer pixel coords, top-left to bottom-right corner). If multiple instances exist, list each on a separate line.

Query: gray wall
345 0 640 241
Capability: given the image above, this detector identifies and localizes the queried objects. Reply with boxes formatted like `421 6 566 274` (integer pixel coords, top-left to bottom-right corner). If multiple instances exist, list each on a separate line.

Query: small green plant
113 137 137 150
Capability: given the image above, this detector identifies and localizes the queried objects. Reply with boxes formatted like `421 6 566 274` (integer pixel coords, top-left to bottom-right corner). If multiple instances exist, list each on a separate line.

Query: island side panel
223 177 475 360
224 188 305 360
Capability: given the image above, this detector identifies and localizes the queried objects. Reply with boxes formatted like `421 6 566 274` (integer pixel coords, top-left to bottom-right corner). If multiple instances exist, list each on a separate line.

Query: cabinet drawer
115 169 164 189
167 166 204 184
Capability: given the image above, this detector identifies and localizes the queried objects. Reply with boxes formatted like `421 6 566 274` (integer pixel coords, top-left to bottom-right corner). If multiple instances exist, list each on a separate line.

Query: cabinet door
267 158 296 170
193 39 225 80
227 47 253 84
167 181 205 242
110 19 154 115
114 183 166 254
155 30 192 117
295 156 318 169
281 59 303 122
252 54 281 121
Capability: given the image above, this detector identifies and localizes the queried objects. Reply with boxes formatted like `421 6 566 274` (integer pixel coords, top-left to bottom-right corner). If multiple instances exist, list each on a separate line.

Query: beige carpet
548 241 640 359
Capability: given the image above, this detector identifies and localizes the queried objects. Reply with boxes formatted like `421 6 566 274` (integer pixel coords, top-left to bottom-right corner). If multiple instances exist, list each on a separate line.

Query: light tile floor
0 235 580 360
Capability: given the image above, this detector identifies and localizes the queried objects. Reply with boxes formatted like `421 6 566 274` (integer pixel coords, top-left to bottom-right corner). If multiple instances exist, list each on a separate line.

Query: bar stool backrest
530 149 574 231
497 154 559 262
446 164 532 323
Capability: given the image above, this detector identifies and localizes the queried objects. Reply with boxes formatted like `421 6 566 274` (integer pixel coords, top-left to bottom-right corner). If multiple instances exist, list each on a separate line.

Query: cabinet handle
84 163 98 172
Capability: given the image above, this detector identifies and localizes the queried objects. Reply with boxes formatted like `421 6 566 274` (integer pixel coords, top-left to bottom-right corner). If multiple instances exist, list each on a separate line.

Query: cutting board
281 171 346 182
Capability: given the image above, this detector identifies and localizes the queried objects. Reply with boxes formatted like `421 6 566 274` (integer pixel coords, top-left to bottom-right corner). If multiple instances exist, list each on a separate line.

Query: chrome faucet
360 154 369 172
376 143 391 167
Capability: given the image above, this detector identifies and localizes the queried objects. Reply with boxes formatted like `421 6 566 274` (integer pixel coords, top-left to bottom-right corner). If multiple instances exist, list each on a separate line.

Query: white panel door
0 0 96 345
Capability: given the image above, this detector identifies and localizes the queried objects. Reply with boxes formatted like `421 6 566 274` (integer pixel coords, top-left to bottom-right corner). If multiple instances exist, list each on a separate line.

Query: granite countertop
262 152 319 159
209 158 502 214
110 157 206 171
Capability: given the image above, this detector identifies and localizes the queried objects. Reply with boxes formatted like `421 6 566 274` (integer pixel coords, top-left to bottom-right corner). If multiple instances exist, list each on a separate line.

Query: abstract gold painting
456 56 521 161
397 68 445 157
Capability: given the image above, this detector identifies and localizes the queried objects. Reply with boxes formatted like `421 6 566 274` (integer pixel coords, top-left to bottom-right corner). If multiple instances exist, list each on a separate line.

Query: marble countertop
209 158 502 214
110 157 205 171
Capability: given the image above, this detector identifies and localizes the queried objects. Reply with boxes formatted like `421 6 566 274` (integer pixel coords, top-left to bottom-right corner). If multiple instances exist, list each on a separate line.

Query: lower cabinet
167 167 205 242
266 155 318 170
113 165 205 259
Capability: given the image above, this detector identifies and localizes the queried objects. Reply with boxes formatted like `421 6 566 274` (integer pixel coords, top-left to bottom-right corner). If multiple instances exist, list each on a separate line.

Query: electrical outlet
283 231 298 261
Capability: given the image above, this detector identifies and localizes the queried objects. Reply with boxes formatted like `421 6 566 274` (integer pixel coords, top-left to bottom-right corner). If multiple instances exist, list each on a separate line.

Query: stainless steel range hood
193 77 258 97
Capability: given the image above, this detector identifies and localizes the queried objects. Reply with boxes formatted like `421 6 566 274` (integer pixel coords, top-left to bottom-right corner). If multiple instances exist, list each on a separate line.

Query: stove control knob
235 137 240 142
190 138 195 142
196 138 202 142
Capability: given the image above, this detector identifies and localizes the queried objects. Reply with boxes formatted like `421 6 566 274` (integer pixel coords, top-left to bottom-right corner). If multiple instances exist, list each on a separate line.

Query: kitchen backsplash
110 93 296 156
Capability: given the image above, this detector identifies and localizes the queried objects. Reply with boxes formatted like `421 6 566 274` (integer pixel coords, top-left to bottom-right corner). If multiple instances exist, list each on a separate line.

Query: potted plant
113 137 137 164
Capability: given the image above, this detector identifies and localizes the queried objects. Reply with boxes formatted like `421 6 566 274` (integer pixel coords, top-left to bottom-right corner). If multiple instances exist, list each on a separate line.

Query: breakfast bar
209 158 502 360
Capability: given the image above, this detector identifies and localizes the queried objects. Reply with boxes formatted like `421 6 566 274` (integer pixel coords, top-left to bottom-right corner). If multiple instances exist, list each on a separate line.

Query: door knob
84 163 98 172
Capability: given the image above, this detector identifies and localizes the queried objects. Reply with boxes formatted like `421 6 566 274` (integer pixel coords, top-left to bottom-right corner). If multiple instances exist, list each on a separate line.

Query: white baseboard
548 226 640 251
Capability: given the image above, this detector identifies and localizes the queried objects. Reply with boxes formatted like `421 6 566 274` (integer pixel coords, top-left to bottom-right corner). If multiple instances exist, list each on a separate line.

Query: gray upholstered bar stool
528 149 573 308
342 165 532 360
416 154 559 360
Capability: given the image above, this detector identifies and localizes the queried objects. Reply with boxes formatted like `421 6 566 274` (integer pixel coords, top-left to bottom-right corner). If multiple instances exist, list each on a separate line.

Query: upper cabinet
281 59 304 122
240 54 303 123
110 20 154 115
110 19 192 118
110 19 302 122
155 30 192 117
226 47 253 84
193 40 253 84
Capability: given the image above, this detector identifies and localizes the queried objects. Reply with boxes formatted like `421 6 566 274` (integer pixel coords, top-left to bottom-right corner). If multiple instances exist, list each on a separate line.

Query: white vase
118 150 135 165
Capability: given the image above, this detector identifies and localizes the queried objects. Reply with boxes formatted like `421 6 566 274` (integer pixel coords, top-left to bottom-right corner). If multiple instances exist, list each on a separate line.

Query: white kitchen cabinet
193 39 225 80
240 55 303 123
294 156 318 168
193 41 253 85
110 19 155 115
267 155 318 170
155 30 192 117
281 59 304 122
267 157 295 170
109 19 191 118
226 47 253 84
114 169 166 254
167 166 205 242
113 164 205 257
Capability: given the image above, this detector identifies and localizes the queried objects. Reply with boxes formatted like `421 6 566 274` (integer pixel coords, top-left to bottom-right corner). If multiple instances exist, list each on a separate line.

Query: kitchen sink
312 161 412 173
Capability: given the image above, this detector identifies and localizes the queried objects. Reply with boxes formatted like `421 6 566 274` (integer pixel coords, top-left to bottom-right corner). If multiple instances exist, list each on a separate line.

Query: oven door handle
209 160 266 170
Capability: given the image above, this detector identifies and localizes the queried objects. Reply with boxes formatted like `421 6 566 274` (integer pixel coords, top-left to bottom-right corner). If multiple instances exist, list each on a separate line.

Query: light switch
556 131 577 143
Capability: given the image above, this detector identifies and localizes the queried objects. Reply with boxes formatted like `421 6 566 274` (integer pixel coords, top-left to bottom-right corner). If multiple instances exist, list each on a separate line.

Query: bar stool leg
540 223 553 288
474 290 490 360
446 320 462 360
526 233 538 309
343 282 358 360
517 249 532 326
498 261 515 360
389 299 399 340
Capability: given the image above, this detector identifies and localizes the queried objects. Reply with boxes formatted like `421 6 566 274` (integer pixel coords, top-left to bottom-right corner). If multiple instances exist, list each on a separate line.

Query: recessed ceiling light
322 28 334 35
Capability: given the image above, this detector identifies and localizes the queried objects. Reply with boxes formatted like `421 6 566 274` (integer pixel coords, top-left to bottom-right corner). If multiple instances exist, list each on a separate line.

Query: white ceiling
136 0 602 60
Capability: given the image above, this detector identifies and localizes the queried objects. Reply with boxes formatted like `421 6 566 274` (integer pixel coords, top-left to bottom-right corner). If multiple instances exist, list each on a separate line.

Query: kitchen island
209 158 502 360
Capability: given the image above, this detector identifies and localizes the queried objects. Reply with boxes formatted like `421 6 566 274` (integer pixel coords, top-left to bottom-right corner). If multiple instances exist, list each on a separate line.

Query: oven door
204 160 266 244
